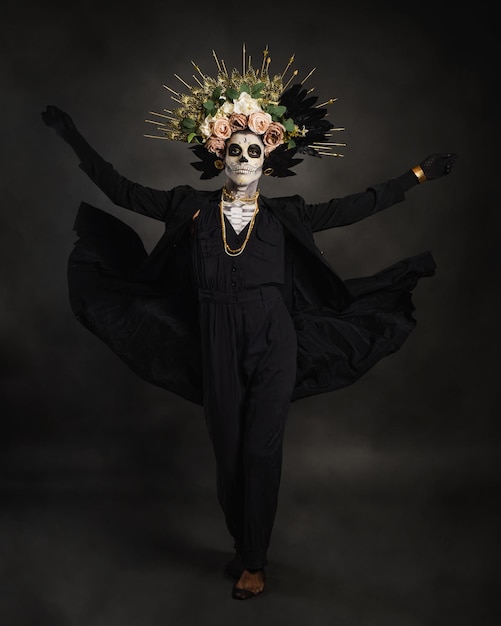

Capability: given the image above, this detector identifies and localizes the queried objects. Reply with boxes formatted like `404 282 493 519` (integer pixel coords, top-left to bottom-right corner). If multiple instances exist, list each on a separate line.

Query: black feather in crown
279 83 334 157
263 144 303 177
190 144 225 180
262 83 336 176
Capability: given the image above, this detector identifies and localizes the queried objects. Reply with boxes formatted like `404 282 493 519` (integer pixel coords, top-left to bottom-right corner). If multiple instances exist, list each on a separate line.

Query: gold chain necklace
221 186 260 203
220 193 259 257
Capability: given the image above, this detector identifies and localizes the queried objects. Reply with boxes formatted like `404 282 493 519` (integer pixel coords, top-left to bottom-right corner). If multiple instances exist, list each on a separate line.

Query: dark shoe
232 584 264 600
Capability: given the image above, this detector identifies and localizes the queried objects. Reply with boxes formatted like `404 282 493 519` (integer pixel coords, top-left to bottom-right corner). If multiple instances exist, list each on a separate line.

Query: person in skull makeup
194 128 297 598
42 49 457 600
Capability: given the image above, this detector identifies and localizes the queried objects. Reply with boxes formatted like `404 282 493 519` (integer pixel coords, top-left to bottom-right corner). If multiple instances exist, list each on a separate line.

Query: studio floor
1 415 496 626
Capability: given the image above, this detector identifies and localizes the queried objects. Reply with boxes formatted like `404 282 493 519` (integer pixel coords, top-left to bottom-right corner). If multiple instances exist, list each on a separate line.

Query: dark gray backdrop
1 1 498 625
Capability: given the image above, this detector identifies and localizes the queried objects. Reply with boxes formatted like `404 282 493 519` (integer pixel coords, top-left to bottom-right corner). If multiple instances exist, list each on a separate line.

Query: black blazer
68 134 432 405
75 136 408 314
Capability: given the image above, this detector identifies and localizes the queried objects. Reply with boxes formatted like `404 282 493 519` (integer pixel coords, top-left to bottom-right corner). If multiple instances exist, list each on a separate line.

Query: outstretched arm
42 105 173 221
306 153 458 232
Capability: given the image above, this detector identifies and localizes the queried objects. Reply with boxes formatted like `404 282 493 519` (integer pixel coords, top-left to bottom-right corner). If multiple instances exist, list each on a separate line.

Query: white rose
233 91 261 115
198 115 214 140
221 101 235 116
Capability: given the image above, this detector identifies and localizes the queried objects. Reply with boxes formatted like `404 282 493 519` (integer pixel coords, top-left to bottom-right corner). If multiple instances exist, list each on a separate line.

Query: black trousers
198 286 297 570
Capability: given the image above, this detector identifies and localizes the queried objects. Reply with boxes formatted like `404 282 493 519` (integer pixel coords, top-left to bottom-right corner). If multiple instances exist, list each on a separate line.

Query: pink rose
229 113 248 132
212 117 232 139
263 121 285 154
247 110 272 135
205 136 227 157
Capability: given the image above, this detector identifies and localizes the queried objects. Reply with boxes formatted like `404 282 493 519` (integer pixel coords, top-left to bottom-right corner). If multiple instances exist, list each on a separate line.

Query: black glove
41 104 94 163
419 153 458 180
41 105 77 139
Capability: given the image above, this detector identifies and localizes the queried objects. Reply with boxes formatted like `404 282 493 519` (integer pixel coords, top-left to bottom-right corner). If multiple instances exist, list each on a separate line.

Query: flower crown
145 46 345 178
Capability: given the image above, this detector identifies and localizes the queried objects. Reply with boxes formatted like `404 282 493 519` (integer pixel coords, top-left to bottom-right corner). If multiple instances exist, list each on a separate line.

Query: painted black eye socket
228 144 242 157
248 144 262 158
227 143 262 158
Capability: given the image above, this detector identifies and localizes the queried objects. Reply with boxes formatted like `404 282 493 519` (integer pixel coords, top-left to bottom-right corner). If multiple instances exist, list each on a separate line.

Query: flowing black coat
68 142 435 406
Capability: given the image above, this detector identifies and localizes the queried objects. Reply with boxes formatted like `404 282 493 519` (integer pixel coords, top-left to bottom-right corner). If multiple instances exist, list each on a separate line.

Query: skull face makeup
224 131 265 191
